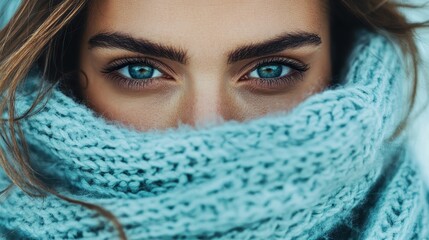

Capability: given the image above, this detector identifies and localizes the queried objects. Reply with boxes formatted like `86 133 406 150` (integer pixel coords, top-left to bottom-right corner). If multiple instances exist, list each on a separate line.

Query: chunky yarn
1 32 429 239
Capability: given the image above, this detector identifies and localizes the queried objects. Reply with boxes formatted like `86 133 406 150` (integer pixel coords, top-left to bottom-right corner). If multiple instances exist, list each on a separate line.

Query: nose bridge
193 75 225 126
181 73 230 127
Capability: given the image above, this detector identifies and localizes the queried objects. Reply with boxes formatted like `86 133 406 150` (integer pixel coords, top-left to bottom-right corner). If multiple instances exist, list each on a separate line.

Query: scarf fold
1 32 428 239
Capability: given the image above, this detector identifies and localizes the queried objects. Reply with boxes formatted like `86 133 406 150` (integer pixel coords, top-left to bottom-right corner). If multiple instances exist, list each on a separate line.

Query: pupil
257 64 282 78
128 64 154 79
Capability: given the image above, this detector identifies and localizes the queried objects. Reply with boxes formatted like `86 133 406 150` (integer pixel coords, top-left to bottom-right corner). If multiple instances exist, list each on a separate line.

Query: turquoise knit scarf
1 32 428 239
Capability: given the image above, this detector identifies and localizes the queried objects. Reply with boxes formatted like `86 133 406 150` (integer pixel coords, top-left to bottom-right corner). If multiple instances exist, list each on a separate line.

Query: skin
78 0 332 131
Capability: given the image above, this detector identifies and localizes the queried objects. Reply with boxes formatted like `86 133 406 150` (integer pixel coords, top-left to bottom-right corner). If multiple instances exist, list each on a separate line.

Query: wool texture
1 32 429 239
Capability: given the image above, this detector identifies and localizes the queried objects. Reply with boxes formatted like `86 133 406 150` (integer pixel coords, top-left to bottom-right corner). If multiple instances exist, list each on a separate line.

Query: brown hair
0 1 427 239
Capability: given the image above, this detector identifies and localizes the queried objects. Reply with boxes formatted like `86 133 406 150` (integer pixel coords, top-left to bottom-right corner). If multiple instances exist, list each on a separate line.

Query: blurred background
401 0 429 185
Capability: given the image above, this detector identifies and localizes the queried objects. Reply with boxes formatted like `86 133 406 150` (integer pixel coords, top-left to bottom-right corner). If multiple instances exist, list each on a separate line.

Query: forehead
85 0 328 52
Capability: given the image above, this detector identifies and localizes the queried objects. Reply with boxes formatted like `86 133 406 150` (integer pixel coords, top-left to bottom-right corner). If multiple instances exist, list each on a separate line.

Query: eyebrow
88 31 321 65
89 32 188 64
227 32 321 64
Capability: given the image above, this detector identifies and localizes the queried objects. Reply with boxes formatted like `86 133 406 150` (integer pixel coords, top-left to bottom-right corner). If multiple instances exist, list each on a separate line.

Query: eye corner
235 57 309 91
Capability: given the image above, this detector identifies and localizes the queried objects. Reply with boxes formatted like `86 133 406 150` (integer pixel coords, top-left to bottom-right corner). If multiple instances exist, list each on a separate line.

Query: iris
128 64 154 79
257 64 283 78
249 62 294 80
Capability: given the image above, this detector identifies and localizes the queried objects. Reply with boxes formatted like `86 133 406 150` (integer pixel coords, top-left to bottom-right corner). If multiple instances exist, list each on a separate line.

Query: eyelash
101 57 309 91
101 58 172 90
240 57 309 88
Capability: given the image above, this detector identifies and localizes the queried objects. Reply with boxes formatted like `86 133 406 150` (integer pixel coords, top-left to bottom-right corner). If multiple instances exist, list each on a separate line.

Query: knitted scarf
1 32 428 240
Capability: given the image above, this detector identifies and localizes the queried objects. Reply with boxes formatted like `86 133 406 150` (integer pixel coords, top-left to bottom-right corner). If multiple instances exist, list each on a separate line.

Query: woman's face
79 0 331 130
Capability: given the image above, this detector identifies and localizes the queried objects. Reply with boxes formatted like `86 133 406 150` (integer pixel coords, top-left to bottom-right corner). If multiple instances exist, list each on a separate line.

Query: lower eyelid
244 69 305 89
105 72 167 91
102 57 308 91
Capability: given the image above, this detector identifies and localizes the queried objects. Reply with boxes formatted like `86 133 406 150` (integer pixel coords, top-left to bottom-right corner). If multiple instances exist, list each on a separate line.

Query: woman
0 1 428 239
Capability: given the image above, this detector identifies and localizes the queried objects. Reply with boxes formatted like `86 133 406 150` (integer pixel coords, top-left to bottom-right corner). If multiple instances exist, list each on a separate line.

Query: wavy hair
0 1 428 239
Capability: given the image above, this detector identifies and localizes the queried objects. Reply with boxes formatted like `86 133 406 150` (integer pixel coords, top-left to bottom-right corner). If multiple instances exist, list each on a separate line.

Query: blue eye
118 63 163 79
249 63 292 79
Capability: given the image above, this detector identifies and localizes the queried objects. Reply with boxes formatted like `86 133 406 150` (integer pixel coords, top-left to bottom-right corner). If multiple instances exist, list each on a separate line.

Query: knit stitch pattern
0 32 428 239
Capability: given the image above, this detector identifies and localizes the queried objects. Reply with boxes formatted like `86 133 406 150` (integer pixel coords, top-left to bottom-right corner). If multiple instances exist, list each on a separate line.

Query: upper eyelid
104 57 176 76
238 56 308 76
105 56 307 78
